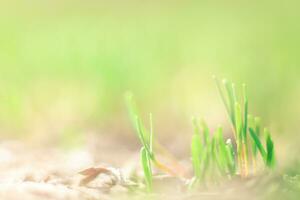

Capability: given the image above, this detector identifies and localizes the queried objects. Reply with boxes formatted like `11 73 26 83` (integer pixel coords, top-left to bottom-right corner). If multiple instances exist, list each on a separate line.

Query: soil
0 135 287 200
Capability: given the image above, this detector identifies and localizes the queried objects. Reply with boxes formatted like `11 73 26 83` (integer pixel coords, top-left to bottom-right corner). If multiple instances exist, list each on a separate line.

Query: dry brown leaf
78 167 111 186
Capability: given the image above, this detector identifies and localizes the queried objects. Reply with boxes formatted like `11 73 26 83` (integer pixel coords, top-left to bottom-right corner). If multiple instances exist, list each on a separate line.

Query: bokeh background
0 1 300 161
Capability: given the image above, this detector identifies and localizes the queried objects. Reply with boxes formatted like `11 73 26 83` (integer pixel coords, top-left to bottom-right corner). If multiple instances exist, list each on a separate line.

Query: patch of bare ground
0 136 288 200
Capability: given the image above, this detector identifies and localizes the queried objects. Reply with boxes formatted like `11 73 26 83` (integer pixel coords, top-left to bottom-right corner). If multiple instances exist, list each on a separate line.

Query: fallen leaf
78 167 111 186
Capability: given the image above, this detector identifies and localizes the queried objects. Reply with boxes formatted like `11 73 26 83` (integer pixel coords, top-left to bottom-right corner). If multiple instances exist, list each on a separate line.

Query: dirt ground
0 134 293 200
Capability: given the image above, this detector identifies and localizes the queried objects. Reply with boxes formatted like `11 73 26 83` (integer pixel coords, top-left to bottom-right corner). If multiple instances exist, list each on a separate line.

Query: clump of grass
190 118 236 187
190 77 276 186
213 77 276 176
125 77 276 191
125 93 182 191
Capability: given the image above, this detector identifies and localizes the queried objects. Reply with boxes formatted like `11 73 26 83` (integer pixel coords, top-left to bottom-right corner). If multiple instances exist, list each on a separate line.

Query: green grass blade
200 149 208 181
254 117 261 137
249 127 267 160
140 147 152 191
235 102 243 142
216 127 229 174
253 117 261 157
200 119 210 145
200 139 211 181
224 80 236 126
149 113 153 153
126 94 152 153
205 136 216 181
242 84 248 141
241 84 249 174
191 117 205 178
190 119 211 181
265 129 276 168
211 135 225 174
210 136 222 179
136 117 153 158
248 115 256 155
225 139 236 175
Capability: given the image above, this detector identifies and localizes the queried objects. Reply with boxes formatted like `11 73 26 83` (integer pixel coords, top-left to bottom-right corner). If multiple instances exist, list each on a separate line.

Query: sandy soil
0 135 292 200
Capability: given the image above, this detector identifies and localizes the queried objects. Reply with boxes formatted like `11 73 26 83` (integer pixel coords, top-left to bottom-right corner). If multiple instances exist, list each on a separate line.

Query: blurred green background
0 0 299 153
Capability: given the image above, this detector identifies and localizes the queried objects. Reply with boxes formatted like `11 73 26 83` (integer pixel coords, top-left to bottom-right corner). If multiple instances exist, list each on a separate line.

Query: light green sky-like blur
0 1 299 148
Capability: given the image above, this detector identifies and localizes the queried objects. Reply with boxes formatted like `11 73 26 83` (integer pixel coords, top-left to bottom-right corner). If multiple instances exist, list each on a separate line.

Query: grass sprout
140 146 152 191
125 77 277 190
190 118 237 187
213 76 276 177
125 92 185 191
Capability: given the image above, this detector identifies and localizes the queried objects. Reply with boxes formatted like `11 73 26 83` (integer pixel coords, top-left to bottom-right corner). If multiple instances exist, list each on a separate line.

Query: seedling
190 118 236 187
190 77 276 185
249 127 276 169
136 114 153 191
214 77 276 177
125 93 182 191
125 77 276 190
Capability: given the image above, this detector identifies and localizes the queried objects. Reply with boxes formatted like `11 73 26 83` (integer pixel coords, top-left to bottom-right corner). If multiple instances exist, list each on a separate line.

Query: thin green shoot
225 139 236 175
126 93 185 181
249 127 276 169
149 113 153 154
141 147 152 191
200 119 210 145
190 119 237 185
265 128 276 169
249 127 267 160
